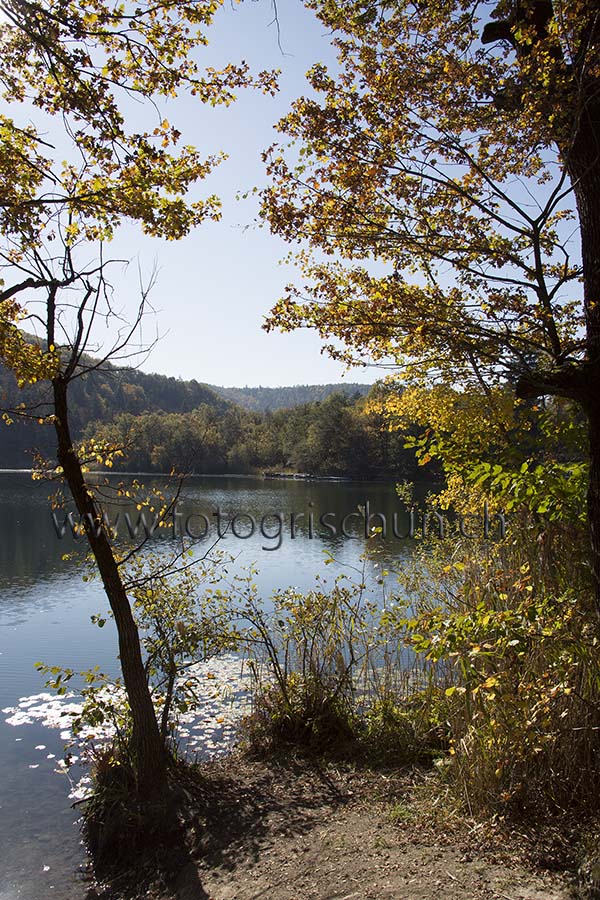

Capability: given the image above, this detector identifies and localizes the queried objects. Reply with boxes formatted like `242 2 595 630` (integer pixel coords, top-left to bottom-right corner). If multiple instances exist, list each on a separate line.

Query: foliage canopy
261 0 596 395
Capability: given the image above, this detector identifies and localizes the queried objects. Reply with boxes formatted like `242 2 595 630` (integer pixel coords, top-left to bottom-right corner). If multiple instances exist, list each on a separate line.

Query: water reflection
0 471 434 900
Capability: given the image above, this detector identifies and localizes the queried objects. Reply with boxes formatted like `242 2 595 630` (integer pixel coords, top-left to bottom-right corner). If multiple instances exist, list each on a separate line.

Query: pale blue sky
99 0 376 388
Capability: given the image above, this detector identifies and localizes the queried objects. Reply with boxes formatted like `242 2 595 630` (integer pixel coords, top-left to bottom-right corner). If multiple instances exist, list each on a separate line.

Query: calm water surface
0 472 422 899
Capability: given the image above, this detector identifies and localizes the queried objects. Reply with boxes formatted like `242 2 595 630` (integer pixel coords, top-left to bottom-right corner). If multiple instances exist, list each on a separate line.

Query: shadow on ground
190 754 349 872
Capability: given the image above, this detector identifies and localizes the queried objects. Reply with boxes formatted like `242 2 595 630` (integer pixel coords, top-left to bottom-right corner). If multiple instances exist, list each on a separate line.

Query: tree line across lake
0 359 416 478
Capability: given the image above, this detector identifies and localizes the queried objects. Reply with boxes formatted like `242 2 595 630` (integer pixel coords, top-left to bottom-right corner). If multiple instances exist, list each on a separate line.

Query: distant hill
206 383 373 412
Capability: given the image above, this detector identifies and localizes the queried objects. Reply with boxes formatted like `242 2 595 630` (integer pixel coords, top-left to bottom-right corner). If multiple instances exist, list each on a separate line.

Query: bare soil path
177 755 575 900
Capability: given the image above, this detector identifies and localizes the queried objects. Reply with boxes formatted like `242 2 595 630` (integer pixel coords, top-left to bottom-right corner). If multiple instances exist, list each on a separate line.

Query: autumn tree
260 0 600 601
0 0 275 799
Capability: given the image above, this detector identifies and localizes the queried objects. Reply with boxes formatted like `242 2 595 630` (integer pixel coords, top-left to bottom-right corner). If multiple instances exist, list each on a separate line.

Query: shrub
395 519 600 818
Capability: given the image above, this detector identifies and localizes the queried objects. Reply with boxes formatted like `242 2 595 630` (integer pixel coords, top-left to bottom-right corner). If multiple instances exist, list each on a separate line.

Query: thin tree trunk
160 662 177 743
52 375 167 799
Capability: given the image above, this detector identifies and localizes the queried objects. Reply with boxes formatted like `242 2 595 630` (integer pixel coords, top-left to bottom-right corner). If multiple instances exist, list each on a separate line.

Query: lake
0 472 425 899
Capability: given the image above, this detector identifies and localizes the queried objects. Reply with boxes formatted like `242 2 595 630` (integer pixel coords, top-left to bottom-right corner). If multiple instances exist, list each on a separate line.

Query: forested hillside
0 359 228 468
206 383 372 411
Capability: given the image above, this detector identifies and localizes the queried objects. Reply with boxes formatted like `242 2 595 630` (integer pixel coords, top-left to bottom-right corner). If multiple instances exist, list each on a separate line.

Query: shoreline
0 468 438 486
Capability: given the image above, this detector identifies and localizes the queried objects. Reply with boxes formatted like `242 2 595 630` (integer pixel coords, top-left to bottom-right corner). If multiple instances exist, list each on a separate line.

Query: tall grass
230 569 445 761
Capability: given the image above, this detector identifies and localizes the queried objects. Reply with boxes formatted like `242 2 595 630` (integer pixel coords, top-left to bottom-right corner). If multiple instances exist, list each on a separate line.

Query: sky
82 0 377 388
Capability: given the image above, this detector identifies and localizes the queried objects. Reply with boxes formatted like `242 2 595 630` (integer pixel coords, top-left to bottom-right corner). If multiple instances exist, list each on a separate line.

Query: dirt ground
167 755 577 900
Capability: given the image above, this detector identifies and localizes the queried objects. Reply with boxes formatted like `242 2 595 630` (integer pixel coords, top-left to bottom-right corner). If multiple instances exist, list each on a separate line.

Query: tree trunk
52 376 167 799
566 86 600 613
586 398 600 613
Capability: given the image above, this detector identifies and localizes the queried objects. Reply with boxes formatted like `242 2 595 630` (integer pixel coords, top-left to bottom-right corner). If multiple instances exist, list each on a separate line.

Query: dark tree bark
585 396 600 608
52 374 167 798
496 1 600 611
563 73 600 608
